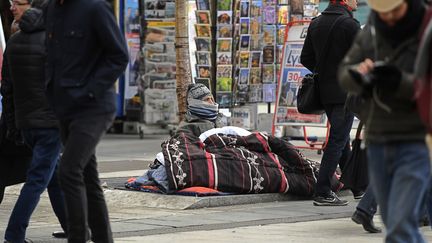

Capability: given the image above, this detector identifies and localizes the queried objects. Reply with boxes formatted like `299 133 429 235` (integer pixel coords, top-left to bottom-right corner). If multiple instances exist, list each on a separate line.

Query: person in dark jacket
300 0 360 206
338 0 429 241
1 1 68 242
44 0 129 242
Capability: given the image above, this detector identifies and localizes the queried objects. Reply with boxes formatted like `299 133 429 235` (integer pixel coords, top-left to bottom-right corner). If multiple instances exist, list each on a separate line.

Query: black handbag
297 15 349 115
340 122 368 191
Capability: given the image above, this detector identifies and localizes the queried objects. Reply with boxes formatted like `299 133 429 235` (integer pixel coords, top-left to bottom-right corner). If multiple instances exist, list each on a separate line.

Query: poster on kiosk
274 21 327 127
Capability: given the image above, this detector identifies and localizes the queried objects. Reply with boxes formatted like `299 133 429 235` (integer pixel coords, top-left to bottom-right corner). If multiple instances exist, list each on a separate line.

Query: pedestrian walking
1 1 68 242
300 0 361 206
45 0 129 242
338 0 430 241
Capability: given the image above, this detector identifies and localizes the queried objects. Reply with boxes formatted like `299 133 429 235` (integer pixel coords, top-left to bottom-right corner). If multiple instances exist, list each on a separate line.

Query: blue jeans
315 104 354 196
368 141 430 243
357 186 377 217
5 128 66 243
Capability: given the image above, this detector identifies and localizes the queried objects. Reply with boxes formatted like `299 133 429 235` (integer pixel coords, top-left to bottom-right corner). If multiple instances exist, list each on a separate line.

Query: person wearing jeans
338 0 430 241
351 186 381 233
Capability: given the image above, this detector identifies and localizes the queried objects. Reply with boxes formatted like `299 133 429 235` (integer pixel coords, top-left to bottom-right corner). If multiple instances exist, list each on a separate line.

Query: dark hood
19 8 45 33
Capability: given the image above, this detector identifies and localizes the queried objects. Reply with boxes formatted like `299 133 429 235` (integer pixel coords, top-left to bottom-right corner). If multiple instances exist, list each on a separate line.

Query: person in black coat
1 1 68 242
45 0 129 242
300 0 361 206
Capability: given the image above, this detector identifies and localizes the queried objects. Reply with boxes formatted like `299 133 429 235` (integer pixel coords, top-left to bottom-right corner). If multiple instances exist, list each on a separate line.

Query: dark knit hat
187 83 212 101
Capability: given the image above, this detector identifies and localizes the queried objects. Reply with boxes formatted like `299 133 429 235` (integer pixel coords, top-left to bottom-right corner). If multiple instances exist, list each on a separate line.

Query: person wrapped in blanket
126 83 339 197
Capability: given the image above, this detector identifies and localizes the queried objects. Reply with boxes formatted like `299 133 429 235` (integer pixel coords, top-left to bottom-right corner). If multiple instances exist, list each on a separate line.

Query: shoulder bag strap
315 15 350 73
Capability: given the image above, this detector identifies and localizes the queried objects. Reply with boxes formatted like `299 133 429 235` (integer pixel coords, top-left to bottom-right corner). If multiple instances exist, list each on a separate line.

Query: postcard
217 52 232 65
240 1 250 17
262 83 276 102
250 51 261 68
277 25 286 45
240 18 250 35
195 37 211 51
217 38 232 52
262 64 275 83
262 45 275 64
248 84 262 102
239 68 250 85
217 11 232 24
216 78 233 92
250 34 262 51
195 24 211 37
250 1 262 18
239 51 250 68
217 65 233 78
278 5 289 25
291 0 304 15
197 65 211 78
217 25 233 37
263 5 276 24
263 24 276 45
217 0 232 11
196 51 211 65
196 0 210 10
196 10 211 24
249 68 262 84
239 35 250 51
250 18 261 35
216 91 232 107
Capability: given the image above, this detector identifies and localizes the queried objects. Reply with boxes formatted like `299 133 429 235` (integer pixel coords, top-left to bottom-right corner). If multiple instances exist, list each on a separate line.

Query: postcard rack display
140 0 178 124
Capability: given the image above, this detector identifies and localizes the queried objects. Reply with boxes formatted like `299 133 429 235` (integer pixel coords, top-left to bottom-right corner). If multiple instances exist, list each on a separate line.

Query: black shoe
351 209 382 233
352 190 365 200
313 191 349 206
52 231 67 238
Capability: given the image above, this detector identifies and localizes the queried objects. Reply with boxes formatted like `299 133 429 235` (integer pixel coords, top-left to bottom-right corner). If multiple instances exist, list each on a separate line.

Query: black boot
351 209 382 233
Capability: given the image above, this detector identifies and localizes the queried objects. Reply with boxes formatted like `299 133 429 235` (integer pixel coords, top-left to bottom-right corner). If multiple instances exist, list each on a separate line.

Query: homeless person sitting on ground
127 83 334 197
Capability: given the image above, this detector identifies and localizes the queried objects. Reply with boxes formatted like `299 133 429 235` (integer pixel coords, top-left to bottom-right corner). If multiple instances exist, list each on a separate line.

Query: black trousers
58 113 114 243
315 104 354 196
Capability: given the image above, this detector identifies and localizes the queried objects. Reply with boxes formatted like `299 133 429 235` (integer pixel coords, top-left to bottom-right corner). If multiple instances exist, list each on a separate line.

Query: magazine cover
278 5 289 25
239 18 250 35
196 10 211 24
216 92 232 107
262 45 275 64
240 1 250 17
250 18 261 34
250 1 262 18
165 2 175 18
217 11 232 24
217 65 233 78
250 34 262 51
196 0 210 10
217 25 233 37
235 84 249 103
262 83 276 102
291 0 304 15
195 24 212 37
195 78 212 91
197 65 211 78
231 106 252 129
263 5 276 24
196 51 212 65
249 68 262 84
250 51 261 68
262 64 275 83
248 84 263 103
217 52 233 65
217 0 232 11
217 38 233 52
195 37 211 51
216 77 233 91
152 80 176 89
263 25 276 45
239 51 250 68
239 68 250 85
239 35 251 51
146 27 175 43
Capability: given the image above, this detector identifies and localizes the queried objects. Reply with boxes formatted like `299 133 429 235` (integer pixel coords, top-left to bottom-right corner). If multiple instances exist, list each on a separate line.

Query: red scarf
330 0 353 11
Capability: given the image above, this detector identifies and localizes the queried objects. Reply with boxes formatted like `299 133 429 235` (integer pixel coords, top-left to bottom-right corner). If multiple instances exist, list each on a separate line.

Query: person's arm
0 56 17 140
300 24 316 72
87 1 129 98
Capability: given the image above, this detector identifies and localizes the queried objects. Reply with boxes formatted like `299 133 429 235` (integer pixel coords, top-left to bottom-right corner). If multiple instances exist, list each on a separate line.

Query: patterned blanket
161 130 319 197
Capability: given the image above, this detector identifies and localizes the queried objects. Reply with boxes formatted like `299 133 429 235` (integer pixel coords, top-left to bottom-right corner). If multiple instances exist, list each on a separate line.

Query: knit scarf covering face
372 0 425 47
186 98 219 122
